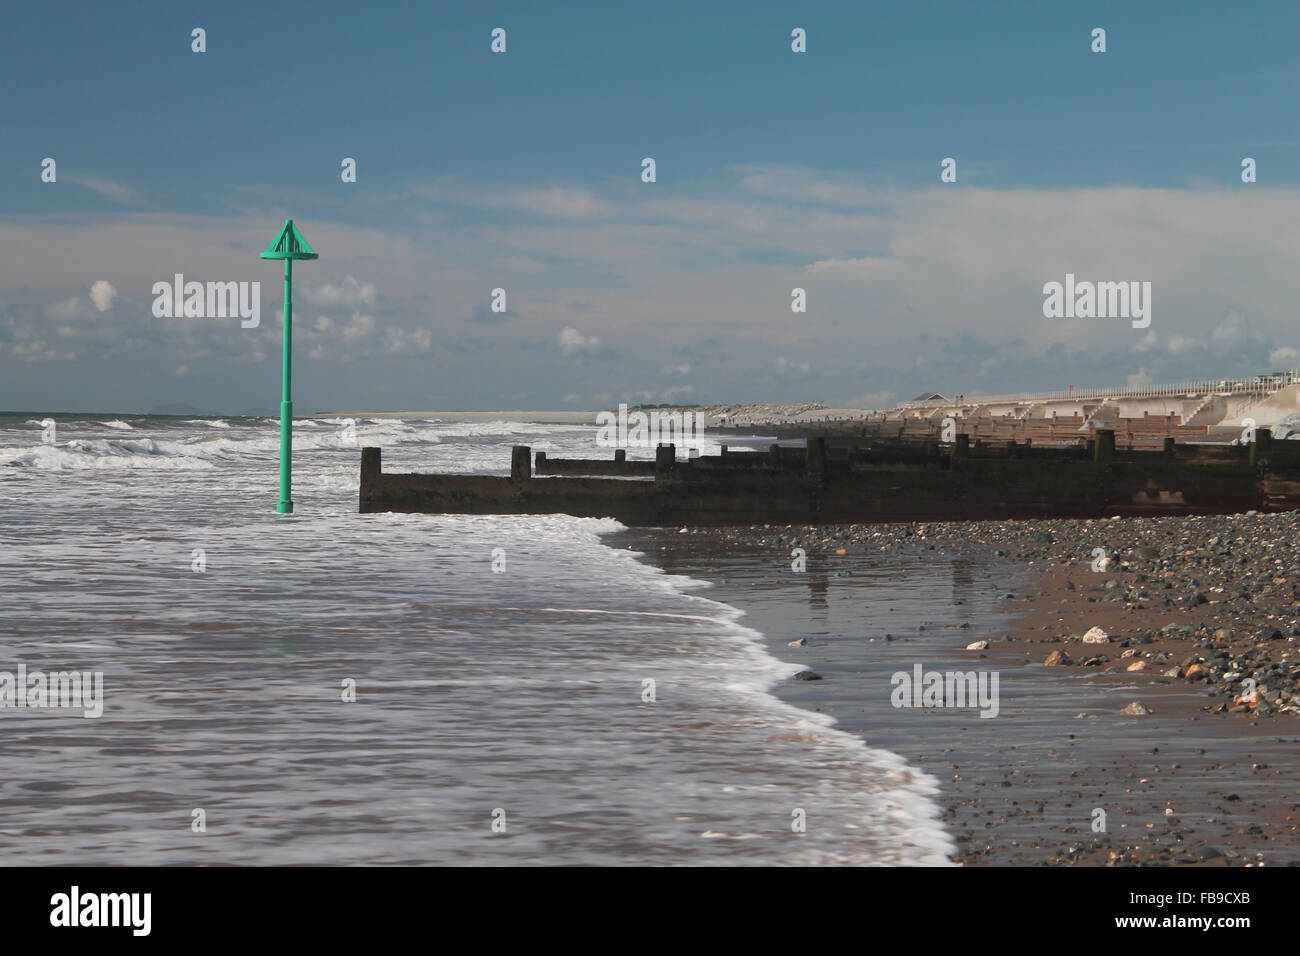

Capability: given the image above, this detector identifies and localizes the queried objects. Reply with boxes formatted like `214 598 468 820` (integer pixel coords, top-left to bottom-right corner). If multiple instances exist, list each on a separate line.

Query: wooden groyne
534 449 655 476
358 431 1300 526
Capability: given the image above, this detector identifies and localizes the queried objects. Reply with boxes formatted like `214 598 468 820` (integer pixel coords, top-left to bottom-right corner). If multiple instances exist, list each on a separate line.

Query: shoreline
612 513 1300 866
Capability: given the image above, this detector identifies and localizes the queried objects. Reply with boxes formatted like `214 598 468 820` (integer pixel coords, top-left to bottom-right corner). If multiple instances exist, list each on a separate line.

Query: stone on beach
965 639 990 650
1081 626 1110 644
651 507 1300 868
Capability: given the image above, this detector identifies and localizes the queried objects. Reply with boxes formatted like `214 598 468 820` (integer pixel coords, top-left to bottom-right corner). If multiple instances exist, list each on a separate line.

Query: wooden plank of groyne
358 438 1293 525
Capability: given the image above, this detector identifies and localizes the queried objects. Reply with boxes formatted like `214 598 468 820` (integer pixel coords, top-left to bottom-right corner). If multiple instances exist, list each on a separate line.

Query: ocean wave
588 522 955 865
173 425 433 458
0 441 215 470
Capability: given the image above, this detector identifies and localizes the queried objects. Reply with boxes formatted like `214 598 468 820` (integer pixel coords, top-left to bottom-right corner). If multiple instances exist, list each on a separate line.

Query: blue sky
3 0 1298 412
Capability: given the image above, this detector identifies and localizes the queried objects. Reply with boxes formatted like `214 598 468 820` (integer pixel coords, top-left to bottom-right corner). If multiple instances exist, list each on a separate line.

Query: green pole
277 257 293 513
260 219 317 514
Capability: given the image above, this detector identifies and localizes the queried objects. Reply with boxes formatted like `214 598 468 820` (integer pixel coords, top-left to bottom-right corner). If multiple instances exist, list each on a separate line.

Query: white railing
896 370 1300 410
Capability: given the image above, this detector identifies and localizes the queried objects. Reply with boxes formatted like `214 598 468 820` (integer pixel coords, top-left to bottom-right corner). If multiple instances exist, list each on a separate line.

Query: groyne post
361 446 381 481
806 437 827 478
1095 429 1115 462
1251 430 1272 469
655 443 676 479
511 445 531 480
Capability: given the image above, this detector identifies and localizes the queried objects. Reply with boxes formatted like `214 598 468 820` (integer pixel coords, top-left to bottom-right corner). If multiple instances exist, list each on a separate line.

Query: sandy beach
613 513 1300 866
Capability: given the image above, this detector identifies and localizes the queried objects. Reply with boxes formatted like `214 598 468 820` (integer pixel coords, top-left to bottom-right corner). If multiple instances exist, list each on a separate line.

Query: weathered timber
535 448 655 475
358 431 1300 526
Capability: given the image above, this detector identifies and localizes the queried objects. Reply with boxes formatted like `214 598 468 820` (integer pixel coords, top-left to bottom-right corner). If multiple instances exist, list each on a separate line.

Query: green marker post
259 219 318 513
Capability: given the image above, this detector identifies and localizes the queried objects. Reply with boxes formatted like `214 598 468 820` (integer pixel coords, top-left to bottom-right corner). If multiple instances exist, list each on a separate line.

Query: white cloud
559 325 603 357
301 309 432 360
413 182 609 220
90 279 117 312
1132 330 1158 353
512 187 608 219
491 256 551 275
44 297 81 319
12 340 75 361
342 313 375 342
382 326 432 355
64 175 138 204
1211 311 1249 347
731 163 881 207
302 276 377 309
804 257 902 281
1268 346 1299 366
6 176 1300 409
774 355 811 376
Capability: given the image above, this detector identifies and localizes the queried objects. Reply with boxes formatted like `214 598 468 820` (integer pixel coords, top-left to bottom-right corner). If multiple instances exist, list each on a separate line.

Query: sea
0 413 953 865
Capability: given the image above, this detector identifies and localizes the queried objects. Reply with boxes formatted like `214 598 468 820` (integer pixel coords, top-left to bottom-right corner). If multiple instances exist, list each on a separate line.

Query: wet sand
611 519 1300 866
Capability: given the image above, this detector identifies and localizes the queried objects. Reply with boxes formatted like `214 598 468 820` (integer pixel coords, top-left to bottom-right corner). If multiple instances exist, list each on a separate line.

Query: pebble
701 514 1300 719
